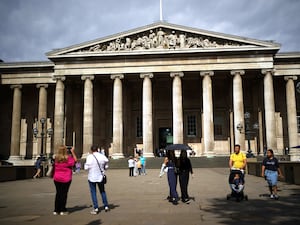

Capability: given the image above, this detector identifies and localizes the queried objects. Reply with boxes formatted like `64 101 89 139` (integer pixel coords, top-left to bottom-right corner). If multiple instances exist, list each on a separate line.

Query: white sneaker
270 194 275 199
53 212 58 216
105 206 109 212
90 208 99 215
60 212 69 215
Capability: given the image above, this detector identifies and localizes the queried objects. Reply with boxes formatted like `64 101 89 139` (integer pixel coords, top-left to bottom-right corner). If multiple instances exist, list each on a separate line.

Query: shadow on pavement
98 204 120 212
86 219 102 225
201 187 300 225
68 205 90 213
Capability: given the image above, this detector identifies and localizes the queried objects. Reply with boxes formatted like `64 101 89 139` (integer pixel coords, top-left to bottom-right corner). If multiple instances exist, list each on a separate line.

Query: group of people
229 144 284 200
161 150 194 205
49 142 283 215
128 155 146 176
51 145 110 215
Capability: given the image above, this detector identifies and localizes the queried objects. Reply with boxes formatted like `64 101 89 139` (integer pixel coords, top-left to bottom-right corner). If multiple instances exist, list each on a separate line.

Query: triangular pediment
47 22 280 58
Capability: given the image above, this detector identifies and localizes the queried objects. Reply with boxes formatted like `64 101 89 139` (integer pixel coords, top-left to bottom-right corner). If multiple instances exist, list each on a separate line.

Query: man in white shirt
84 145 109 214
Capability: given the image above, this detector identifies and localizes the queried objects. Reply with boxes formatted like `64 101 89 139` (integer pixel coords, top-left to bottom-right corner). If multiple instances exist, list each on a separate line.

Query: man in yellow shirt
229 144 247 170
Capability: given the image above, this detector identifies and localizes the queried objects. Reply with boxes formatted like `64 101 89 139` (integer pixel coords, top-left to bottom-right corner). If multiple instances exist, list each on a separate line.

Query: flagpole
160 0 163 21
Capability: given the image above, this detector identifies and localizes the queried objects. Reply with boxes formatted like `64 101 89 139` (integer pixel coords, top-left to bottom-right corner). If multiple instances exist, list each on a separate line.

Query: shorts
265 169 278 186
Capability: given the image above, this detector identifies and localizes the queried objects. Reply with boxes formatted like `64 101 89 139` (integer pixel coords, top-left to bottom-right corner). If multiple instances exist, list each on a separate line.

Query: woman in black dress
178 151 193 203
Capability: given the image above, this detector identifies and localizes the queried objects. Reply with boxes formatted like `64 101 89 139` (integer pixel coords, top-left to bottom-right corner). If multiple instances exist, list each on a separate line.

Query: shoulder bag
92 154 107 184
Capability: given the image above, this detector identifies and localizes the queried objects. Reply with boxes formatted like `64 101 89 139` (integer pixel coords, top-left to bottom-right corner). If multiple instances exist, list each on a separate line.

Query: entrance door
159 127 173 149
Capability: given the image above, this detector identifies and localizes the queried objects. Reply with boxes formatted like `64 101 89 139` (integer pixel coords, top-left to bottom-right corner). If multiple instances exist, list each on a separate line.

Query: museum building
1 22 300 164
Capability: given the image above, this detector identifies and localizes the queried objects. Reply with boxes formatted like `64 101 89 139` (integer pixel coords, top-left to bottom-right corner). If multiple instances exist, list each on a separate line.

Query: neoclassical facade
1 22 300 164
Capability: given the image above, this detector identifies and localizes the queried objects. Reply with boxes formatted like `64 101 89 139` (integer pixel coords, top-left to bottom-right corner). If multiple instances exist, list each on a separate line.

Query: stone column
37 84 48 156
170 72 184 144
53 76 65 151
9 85 22 162
200 71 215 155
284 76 298 160
140 73 154 157
111 74 124 158
262 69 277 152
81 75 94 157
231 70 245 151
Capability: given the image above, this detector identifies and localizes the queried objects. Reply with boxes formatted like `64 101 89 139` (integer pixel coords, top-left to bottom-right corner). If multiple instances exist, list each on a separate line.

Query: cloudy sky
0 0 299 62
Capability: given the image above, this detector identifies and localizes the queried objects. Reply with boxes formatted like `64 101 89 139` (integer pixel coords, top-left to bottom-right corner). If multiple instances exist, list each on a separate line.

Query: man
84 145 109 214
229 144 247 170
261 149 283 200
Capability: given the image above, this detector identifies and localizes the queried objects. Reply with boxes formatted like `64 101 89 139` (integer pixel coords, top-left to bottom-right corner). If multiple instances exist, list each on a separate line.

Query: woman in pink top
53 145 77 215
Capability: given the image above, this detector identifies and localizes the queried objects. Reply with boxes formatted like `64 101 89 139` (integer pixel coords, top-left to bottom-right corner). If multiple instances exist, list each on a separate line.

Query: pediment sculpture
73 28 247 54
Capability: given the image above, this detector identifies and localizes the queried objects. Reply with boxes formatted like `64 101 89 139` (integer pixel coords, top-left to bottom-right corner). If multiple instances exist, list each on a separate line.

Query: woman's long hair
55 145 69 163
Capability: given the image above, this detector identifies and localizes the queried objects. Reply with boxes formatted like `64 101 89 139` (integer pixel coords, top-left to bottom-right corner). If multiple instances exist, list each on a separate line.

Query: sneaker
172 198 178 205
60 212 69 216
270 194 275 199
105 206 109 212
183 199 191 204
274 195 279 200
53 212 58 216
90 208 99 215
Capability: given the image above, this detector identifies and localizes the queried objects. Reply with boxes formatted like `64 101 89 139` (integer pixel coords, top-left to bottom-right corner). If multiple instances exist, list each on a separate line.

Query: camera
66 146 72 154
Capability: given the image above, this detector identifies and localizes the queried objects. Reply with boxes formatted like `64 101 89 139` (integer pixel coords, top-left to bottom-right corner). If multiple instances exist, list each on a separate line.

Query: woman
261 149 283 200
33 156 42 178
53 145 77 215
164 150 179 205
178 151 193 204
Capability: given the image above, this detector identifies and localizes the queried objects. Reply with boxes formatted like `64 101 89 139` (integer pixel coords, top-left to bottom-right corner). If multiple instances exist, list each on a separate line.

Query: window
136 116 143 137
187 115 197 137
214 124 223 136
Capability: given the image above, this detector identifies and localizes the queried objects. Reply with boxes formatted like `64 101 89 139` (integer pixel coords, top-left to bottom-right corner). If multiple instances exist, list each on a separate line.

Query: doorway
159 127 173 149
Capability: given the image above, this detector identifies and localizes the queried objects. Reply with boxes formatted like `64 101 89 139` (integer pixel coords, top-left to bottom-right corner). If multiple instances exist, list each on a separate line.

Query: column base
81 152 90 159
111 153 125 159
204 152 215 158
290 154 300 162
7 156 34 166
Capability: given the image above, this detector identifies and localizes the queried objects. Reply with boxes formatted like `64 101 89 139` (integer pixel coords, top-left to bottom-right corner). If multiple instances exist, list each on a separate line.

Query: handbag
92 154 107 184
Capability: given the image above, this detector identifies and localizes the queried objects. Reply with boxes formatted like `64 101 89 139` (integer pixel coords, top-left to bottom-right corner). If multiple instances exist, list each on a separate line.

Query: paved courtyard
0 168 299 225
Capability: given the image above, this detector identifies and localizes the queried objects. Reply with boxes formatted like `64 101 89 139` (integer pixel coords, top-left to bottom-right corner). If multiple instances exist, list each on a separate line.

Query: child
75 160 81 174
231 173 243 193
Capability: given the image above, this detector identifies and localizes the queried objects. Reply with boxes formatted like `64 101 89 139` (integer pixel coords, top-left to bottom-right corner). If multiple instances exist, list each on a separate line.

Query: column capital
230 70 245 76
81 75 95 81
170 72 184 78
200 71 214 77
284 76 298 81
53 75 66 81
140 73 154 79
36 84 48 89
111 74 124 80
261 69 275 75
10 85 22 89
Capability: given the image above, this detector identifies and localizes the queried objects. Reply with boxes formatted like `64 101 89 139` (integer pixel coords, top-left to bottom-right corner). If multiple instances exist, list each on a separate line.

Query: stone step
108 156 230 169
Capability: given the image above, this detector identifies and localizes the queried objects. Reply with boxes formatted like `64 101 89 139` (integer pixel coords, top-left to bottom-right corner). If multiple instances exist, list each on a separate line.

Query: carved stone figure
74 27 243 54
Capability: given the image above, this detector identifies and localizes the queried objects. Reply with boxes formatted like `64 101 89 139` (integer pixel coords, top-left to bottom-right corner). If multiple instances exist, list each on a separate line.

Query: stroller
226 169 248 201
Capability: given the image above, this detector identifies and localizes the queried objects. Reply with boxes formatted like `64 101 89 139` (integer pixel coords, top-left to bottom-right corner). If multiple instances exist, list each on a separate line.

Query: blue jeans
88 180 108 209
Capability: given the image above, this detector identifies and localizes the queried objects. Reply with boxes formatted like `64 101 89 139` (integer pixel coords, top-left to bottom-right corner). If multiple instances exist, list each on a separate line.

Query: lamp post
33 118 53 159
236 112 259 156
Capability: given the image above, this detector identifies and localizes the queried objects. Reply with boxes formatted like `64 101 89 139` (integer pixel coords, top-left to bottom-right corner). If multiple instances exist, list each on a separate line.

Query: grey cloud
0 0 299 62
